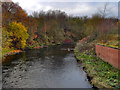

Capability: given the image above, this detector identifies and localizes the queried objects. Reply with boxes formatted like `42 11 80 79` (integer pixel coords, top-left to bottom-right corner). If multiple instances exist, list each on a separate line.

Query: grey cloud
12 0 118 17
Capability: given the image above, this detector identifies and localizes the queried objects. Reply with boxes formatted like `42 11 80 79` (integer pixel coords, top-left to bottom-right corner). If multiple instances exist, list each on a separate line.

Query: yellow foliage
8 21 29 49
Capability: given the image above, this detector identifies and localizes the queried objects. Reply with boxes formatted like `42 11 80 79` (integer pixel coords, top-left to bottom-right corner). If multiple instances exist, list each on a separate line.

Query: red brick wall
96 45 120 69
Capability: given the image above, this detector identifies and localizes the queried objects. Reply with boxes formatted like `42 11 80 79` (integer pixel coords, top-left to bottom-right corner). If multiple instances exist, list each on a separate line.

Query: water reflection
2 45 92 88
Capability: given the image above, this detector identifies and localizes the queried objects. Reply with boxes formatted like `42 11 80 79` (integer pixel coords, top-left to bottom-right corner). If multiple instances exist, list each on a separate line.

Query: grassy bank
74 40 120 88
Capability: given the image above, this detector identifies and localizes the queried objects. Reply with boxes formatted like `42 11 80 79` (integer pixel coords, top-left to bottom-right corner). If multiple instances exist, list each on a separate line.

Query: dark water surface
2 45 92 88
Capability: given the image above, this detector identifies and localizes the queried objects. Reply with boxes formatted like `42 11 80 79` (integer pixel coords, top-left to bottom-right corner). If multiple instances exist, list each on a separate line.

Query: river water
2 45 92 88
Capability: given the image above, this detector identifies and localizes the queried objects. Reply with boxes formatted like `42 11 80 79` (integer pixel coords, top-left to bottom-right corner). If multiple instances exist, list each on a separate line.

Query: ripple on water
2 45 92 88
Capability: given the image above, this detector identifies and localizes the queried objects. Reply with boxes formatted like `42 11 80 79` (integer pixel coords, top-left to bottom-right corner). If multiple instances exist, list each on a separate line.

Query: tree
84 13 102 38
67 16 85 41
98 2 112 18
97 19 118 41
2 27 12 49
2 2 28 27
7 21 29 49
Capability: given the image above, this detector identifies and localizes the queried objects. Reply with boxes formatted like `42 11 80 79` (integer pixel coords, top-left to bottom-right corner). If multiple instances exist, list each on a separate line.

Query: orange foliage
7 50 23 55
34 34 37 38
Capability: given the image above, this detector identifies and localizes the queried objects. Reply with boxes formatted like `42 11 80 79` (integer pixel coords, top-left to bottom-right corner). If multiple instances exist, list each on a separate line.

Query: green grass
74 49 120 88
97 39 119 49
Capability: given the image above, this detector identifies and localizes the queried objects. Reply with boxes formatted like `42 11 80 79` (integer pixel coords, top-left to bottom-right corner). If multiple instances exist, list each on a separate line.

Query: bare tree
98 2 112 18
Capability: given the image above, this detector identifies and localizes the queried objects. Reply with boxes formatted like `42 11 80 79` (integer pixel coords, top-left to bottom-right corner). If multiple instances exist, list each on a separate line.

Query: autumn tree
84 13 102 39
66 16 85 41
2 2 28 27
97 19 118 41
2 27 11 49
7 21 29 49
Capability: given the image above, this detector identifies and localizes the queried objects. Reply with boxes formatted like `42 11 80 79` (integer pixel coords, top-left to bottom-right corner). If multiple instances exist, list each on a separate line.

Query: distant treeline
2 2 118 50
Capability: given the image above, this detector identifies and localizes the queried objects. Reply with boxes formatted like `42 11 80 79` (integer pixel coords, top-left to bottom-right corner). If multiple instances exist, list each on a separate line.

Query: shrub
7 21 29 49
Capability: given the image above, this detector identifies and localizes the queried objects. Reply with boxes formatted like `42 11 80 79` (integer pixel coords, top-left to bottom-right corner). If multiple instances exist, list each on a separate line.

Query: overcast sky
12 0 118 17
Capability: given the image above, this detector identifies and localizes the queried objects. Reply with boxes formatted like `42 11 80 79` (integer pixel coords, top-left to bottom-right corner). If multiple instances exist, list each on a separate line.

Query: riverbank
2 42 64 62
2 48 23 62
2 46 46 57
2 48 22 56
2 38 74 58
74 39 120 88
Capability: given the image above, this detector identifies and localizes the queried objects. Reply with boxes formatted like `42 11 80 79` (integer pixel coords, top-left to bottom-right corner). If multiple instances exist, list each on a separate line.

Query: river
2 45 92 88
